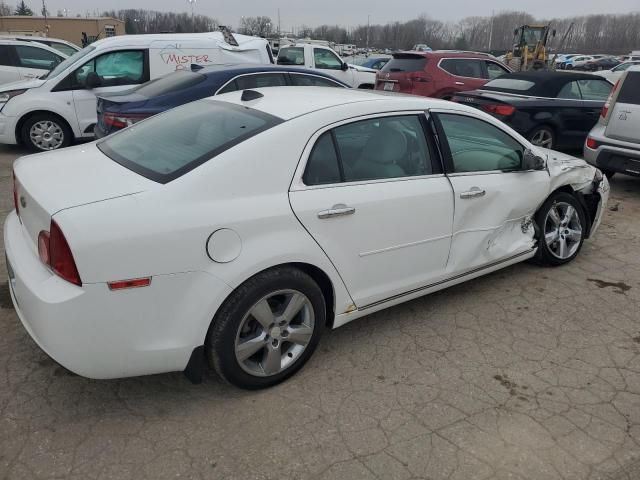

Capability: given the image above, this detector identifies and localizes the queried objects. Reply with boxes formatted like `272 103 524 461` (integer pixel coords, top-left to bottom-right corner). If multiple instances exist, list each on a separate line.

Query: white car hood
0 77 46 92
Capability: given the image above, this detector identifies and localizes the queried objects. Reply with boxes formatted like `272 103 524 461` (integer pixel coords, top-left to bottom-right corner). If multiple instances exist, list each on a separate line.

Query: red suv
375 51 512 99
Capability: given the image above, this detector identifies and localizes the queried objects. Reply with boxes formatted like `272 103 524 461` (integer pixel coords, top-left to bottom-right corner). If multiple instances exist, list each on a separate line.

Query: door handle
460 188 486 199
317 204 356 219
455 81 465 85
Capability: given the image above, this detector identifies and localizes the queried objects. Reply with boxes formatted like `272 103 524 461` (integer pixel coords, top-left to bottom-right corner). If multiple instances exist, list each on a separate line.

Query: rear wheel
21 113 72 152
528 126 555 149
207 267 326 389
534 192 586 266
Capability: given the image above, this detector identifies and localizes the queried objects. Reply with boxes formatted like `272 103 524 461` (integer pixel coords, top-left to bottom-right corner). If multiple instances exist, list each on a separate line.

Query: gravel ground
1 144 640 480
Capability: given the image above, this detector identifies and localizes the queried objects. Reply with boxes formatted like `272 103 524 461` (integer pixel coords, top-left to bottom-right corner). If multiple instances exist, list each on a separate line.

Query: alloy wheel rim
531 130 553 148
544 201 582 259
234 289 315 377
30 121 64 150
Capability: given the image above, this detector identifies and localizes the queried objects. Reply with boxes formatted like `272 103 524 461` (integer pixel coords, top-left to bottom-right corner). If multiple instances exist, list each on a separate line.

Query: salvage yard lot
1 144 640 480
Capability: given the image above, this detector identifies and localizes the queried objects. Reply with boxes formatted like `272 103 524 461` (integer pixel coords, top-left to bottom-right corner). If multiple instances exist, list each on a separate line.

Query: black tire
528 126 555 150
534 192 587 266
21 113 72 152
207 267 326 389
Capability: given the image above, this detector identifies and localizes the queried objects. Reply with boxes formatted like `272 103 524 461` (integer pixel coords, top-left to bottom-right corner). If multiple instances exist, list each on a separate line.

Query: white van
0 32 272 151
0 39 67 85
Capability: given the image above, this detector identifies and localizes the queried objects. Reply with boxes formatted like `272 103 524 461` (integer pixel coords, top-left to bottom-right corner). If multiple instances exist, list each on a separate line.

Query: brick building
0 16 125 46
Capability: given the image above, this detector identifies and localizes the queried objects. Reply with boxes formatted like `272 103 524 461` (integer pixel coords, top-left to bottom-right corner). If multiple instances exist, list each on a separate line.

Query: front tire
207 267 326 389
21 113 72 152
534 192 587 266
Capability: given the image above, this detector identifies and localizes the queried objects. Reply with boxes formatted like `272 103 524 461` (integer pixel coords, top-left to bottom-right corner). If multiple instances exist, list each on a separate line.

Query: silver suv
584 65 640 178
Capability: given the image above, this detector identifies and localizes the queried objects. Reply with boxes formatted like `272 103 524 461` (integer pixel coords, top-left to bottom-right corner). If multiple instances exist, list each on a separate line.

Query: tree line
243 10 640 54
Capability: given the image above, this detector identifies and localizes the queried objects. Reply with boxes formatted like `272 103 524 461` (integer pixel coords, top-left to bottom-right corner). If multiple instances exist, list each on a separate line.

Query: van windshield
40 46 95 80
97 100 284 183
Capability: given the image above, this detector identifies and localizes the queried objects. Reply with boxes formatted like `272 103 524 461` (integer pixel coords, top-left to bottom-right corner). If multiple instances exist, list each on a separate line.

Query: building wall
0 16 125 46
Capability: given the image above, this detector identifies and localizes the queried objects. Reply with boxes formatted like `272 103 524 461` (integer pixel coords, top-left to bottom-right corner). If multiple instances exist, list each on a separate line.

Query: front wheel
534 192 587 266
21 113 72 152
207 267 326 389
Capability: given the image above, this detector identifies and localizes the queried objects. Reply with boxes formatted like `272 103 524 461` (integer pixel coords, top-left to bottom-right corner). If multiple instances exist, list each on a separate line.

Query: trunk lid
13 143 156 250
97 94 149 136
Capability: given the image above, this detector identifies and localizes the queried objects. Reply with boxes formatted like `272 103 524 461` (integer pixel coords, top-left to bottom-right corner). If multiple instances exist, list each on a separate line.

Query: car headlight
0 89 27 109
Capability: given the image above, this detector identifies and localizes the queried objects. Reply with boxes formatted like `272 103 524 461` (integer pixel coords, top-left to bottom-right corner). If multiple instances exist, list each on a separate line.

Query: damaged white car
5 87 609 389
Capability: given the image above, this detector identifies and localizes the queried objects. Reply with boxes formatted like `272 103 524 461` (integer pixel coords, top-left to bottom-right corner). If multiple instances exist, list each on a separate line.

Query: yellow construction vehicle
505 24 556 71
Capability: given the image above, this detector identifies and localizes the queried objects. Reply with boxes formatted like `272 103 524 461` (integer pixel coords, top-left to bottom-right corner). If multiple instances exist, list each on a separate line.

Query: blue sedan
95 65 350 138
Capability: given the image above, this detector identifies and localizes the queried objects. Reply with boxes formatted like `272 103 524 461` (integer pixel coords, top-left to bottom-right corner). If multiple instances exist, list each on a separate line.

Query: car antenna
241 90 264 101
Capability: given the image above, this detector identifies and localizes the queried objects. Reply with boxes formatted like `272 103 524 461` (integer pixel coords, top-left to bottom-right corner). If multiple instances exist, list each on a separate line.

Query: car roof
0 35 76 46
0 39 68 55
88 32 266 50
193 64 349 85
393 50 494 59
213 86 472 120
481 71 611 96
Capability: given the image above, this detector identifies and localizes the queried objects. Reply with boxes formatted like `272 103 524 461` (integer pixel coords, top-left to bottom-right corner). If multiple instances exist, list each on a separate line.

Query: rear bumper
584 127 640 176
4 211 232 379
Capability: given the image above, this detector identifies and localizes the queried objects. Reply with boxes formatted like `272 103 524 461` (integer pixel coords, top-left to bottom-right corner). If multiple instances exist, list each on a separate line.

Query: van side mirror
85 71 101 89
522 149 546 170
341 62 349 71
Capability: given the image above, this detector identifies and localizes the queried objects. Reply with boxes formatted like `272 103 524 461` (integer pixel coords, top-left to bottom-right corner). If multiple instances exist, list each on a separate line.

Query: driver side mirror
522 149 546 170
85 71 102 89
341 62 349 71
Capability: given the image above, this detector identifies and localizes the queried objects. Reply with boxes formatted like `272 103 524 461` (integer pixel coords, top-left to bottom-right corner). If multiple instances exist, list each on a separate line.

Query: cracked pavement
1 145 640 480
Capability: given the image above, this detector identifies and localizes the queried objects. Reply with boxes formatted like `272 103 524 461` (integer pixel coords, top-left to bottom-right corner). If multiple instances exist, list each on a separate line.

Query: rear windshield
482 78 536 91
133 71 206 97
97 100 283 183
381 55 427 73
277 47 305 65
618 72 640 105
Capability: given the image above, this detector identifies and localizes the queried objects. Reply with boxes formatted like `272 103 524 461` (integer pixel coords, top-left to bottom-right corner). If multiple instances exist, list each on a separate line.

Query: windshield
97 100 283 183
40 46 95 80
522 28 544 44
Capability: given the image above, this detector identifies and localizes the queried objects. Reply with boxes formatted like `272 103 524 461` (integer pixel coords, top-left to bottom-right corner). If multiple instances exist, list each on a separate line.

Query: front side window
577 79 612 101
98 100 282 183
75 50 144 87
313 49 343 70
303 115 432 185
486 61 509 80
437 114 524 173
277 47 305 66
440 58 484 78
290 74 342 87
15 45 61 69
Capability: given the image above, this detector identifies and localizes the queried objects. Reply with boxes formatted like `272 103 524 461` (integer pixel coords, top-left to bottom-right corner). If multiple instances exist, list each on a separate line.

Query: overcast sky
41 0 640 29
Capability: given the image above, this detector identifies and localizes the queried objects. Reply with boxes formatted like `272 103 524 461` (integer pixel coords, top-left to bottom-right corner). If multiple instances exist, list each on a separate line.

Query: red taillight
12 169 19 215
482 104 516 116
108 277 151 291
601 79 620 120
103 112 149 129
586 137 598 150
39 221 81 286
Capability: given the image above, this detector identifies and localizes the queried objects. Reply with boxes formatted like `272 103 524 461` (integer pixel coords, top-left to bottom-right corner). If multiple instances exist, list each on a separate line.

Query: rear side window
133 71 205 97
303 133 341 185
618 72 640 105
577 79 612 101
381 55 427 72
234 73 287 90
290 74 343 87
440 58 484 78
277 47 305 66
97 101 283 183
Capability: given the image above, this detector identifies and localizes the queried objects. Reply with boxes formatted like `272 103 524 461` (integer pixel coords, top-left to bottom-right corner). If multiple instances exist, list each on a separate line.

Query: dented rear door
433 111 549 273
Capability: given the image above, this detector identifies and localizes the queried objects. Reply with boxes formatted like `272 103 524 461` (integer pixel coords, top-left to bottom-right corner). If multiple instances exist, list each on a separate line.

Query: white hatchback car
5 88 609 389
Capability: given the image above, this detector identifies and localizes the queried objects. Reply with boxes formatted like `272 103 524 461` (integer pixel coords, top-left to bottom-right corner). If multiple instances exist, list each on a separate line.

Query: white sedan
5 87 609 389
